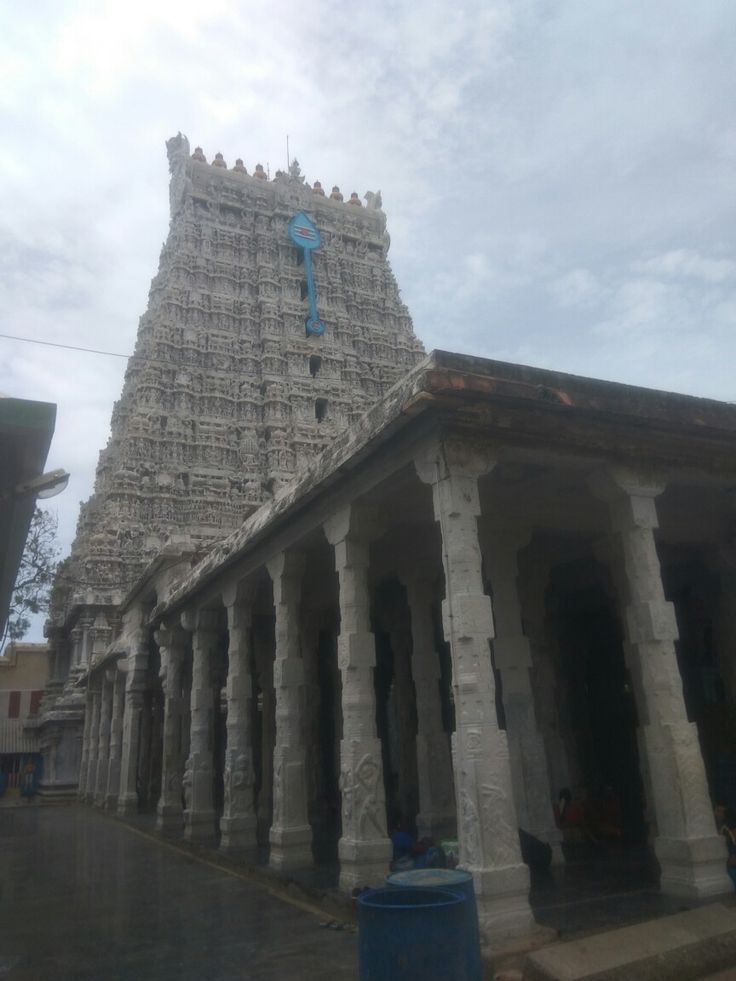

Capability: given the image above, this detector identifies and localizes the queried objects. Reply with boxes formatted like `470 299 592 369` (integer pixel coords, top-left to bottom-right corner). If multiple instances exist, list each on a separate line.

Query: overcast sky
2 0 735 638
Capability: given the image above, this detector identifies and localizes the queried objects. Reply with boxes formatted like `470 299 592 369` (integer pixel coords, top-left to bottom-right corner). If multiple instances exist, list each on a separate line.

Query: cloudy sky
1 0 735 635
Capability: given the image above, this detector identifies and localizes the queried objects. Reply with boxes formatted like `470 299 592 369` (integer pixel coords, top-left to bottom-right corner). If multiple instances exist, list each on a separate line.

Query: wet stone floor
0 806 357 980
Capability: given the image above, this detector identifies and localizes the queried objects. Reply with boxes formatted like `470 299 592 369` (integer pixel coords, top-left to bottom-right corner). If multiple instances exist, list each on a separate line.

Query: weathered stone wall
63 134 424 605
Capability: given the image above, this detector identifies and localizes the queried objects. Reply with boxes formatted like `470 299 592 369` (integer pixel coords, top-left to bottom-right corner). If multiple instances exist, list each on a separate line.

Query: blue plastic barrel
386 868 482 981
357 886 466 981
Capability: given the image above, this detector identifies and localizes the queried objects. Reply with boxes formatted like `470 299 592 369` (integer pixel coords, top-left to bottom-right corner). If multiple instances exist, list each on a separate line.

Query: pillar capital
181 607 220 635
266 550 306 584
414 437 497 486
589 466 669 530
323 502 383 547
221 576 256 612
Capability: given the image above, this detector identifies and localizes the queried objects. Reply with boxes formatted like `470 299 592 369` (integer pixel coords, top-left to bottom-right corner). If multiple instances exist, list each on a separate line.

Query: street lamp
6 469 70 501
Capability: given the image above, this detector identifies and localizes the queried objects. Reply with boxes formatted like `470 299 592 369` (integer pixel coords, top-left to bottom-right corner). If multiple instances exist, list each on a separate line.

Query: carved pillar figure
105 667 126 810
591 468 731 899
266 553 313 870
182 608 220 842
77 687 95 800
482 525 563 861
415 442 534 941
403 575 456 839
220 584 258 854
156 623 188 833
117 640 148 817
94 673 114 806
83 686 102 804
325 506 392 890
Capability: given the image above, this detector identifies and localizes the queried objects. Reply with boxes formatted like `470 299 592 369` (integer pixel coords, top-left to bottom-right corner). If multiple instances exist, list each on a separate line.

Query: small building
0 642 50 798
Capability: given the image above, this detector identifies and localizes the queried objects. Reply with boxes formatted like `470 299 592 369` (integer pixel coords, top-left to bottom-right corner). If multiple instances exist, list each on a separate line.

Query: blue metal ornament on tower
288 211 326 337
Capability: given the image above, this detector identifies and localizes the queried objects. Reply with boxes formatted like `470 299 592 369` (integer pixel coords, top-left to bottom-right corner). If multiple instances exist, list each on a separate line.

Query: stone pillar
105 667 125 810
325 506 392 890
266 553 313 870
591 467 731 898
79 615 94 669
388 621 419 826
83 687 101 804
403 575 456 839
255 620 275 842
301 616 322 828
94 673 113 806
518 546 577 798
77 687 95 801
182 608 220 843
156 624 188 833
219 584 258 855
70 625 83 673
118 634 149 816
482 526 563 861
415 441 534 941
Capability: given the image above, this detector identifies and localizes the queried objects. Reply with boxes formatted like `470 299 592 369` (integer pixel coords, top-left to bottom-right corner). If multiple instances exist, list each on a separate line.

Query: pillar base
269 825 313 871
184 809 217 843
338 836 392 891
220 815 258 855
117 793 139 817
156 802 183 834
655 835 733 899
474 864 535 943
93 792 106 808
103 793 118 812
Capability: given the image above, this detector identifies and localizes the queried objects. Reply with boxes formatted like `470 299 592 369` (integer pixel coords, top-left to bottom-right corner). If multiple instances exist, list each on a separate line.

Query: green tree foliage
3 507 60 647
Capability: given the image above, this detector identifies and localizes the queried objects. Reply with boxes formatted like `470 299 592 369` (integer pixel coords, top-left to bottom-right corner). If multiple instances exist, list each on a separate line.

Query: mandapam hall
73 349 736 941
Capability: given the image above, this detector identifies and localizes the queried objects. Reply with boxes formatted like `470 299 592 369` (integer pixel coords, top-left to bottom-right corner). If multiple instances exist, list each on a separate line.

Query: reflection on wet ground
0 807 357 980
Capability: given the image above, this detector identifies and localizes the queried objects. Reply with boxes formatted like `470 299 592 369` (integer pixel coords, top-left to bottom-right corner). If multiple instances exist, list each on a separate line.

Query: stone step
523 903 736 981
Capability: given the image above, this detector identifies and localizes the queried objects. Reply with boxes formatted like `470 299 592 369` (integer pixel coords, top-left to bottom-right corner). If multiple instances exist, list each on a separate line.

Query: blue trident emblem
288 211 326 337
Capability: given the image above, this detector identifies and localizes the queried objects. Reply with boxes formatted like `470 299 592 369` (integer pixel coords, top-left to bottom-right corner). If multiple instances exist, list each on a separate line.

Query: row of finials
191 147 365 206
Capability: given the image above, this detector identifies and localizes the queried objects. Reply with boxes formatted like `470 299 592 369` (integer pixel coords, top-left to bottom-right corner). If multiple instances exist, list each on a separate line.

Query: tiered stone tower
65 133 424 606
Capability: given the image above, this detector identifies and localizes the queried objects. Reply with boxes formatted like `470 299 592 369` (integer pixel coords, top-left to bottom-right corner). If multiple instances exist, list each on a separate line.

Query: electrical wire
0 331 130 359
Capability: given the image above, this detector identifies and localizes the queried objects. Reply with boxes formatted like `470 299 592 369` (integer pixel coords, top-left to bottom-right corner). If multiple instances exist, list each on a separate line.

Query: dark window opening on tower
300 280 309 300
315 398 328 423
309 355 322 378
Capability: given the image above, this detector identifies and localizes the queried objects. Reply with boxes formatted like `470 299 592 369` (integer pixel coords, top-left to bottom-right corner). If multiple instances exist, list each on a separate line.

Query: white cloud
635 249 736 284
